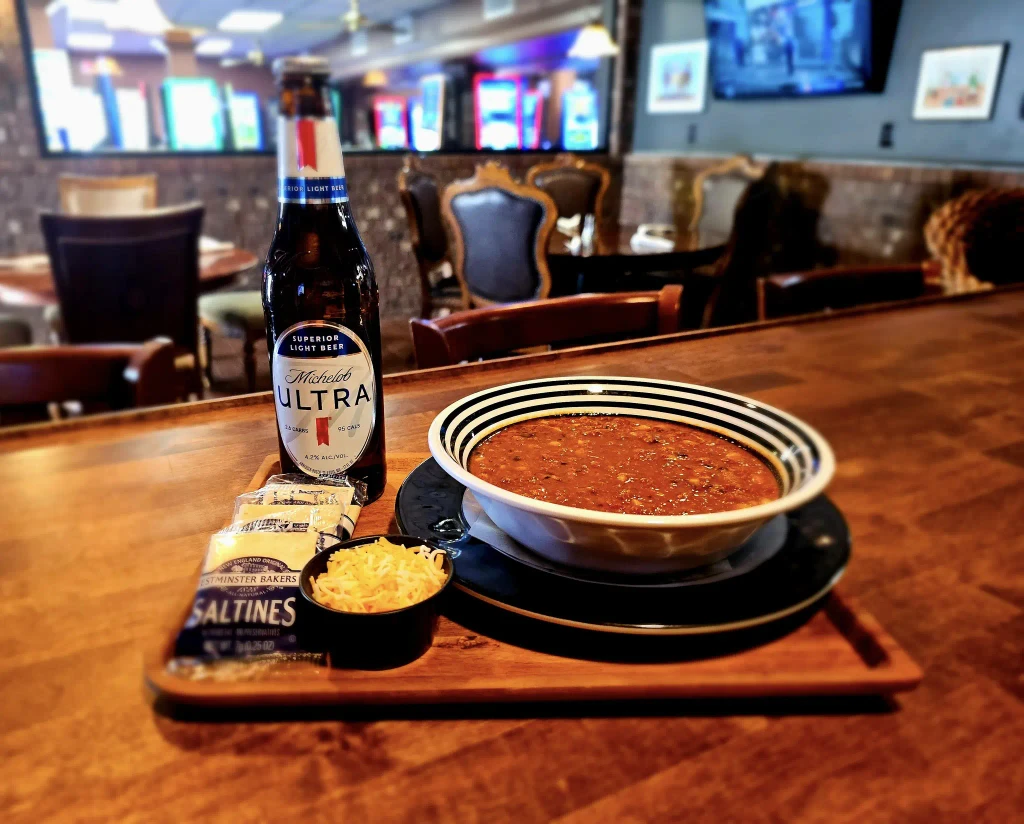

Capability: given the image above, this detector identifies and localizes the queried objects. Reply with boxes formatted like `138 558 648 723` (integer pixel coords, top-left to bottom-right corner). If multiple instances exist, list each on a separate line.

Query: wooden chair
0 338 178 425
925 188 1024 293
688 155 764 249
526 153 611 222
442 162 559 307
409 285 683 369
39 203 205 397
397 156 462 318
756 262 932 320
58 174 158 216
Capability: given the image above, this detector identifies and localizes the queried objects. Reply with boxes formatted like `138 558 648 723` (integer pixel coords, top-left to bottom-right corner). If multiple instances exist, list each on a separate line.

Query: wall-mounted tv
704 0 901 99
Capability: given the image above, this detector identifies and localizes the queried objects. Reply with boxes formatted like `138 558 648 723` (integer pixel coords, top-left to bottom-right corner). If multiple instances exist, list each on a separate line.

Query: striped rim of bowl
428 376 835 526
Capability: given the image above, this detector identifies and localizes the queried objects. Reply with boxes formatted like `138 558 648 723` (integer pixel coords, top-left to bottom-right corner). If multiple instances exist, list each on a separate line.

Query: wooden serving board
145 454 922 708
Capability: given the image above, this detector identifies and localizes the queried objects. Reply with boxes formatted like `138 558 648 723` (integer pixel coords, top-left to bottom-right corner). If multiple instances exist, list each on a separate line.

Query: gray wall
632 0 1024 166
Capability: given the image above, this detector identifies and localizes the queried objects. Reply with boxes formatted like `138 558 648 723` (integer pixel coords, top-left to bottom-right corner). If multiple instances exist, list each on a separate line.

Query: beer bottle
262 56 386 501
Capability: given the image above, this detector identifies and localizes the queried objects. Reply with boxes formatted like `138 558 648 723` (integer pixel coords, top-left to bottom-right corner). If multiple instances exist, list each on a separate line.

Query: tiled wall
621 154 1024 265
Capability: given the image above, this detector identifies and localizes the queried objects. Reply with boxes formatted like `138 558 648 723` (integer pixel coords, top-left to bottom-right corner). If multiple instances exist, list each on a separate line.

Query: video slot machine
521 91 543 150
372 95 410 150
473 73 522 150
561 83 599 151
413 74 445 151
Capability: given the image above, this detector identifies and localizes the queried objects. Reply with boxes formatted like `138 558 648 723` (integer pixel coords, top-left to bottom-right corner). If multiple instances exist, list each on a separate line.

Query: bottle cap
273 56 331 78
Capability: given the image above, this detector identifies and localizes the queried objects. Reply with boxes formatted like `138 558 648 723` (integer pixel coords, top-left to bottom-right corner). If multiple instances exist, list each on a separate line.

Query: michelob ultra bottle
262 56 386 501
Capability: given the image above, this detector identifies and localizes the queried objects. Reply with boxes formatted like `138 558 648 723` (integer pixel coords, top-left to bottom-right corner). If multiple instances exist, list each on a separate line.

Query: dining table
0 246 261 306
1 288 1022 821
547 223 725 297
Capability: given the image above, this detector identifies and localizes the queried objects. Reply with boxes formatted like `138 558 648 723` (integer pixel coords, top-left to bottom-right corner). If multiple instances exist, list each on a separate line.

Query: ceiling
163 0 449 56
28 0 451 58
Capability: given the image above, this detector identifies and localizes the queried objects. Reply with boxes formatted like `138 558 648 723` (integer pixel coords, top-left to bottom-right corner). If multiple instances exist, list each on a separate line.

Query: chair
58 174 158 216
198 290 265 393
0 315 32 347
925 188 1024 292
442 162 559 307
0 338 178 425
756 262 932 320
397 156 462 318
409 285 683 369
40 203 205 397
526 153 611 222
688 155 764 249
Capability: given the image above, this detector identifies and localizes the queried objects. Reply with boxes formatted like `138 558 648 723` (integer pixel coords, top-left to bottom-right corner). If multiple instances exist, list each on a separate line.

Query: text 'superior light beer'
263 57 386 501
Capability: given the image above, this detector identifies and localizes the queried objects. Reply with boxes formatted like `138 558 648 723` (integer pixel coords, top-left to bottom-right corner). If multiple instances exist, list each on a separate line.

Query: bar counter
1 290 1022 821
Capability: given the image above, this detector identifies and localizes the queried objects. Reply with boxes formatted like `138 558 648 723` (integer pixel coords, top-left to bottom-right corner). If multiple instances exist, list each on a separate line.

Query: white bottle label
277 116 348 204
272 321 375 476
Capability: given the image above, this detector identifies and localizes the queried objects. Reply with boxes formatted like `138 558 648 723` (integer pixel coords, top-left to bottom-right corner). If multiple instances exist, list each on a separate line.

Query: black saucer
395 458 851 635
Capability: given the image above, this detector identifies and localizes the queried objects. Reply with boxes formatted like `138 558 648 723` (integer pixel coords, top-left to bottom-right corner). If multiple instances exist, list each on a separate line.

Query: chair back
59 174 158 216
410 286 683 369
757 263 929 320
0 338 178 425
526 154 610 220
689 155 764 248
442 163 558 306
40 203 205 355
398 157 448 265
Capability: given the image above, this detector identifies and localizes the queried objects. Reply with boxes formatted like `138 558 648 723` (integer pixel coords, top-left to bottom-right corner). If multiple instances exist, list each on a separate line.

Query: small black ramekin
298 534 454 669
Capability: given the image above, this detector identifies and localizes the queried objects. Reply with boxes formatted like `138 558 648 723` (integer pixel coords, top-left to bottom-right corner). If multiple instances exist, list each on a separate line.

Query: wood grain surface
145 455 921 708
0 247 260 305
1 292 1023 822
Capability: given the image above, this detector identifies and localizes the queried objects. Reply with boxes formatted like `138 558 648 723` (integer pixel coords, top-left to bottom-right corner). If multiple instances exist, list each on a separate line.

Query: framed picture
912 44 1007 121
647 40 709 114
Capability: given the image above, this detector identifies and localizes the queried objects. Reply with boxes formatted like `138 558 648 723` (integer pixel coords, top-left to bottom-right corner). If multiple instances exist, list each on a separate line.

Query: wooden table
1 291 1022 821
0 247 261 306
548 224 724 297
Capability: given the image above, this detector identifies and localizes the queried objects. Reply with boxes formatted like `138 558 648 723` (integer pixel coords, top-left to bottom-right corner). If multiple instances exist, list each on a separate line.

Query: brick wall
621 154 1024 265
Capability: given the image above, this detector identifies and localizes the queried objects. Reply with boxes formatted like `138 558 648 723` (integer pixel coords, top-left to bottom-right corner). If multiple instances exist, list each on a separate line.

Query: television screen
704 0 897 99
372 96 409 150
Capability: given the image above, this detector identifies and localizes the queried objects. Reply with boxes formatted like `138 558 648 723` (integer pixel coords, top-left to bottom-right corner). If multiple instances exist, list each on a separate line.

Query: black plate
395 458 850 635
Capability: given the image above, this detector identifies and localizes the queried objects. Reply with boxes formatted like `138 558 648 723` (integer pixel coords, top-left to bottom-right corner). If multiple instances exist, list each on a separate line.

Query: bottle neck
276 76 347 208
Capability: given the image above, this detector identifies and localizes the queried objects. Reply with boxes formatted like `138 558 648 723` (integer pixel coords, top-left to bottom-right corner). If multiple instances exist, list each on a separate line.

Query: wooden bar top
1 292 1022 821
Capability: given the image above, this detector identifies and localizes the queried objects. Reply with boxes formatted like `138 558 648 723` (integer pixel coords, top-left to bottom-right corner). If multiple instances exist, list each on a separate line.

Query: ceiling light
568 24 620 59
362 70 388 88
67 31 115 50
107 0 172 34
47 0 113 23
196 37 233 57
217 10 284 33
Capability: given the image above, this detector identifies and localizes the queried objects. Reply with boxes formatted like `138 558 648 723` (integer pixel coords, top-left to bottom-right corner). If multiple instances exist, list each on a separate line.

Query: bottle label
271 321 375 476
277 116 348 204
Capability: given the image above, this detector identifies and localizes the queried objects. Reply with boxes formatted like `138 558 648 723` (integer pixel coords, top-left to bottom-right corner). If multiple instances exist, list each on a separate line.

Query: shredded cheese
310 537 448 613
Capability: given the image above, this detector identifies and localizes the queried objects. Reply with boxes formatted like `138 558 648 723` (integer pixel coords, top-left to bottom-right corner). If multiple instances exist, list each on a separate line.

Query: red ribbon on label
296 120 318 171
315 417 330 446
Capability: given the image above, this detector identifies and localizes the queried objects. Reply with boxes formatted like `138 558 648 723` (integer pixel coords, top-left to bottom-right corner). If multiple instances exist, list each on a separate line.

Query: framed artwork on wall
647 40 709 114
912 44 1007 121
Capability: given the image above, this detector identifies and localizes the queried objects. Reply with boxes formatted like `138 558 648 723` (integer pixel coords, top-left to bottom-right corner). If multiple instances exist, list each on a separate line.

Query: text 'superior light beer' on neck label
277 116 348 204
272 321 376 476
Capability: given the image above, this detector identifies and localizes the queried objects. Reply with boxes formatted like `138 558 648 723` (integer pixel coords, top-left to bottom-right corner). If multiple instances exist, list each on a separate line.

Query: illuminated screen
162 78 225 151
227 91 264 151
415 74 444 151
475 76 521 150
116 88 150 151
373 96 409 149
561 86 598 150
522 91 542 149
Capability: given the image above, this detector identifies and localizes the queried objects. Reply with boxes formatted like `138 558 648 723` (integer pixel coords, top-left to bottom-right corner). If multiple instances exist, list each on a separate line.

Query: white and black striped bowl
427 376 836 574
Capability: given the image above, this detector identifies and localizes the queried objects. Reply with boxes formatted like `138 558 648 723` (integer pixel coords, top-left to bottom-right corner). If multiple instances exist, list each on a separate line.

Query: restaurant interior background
0 0 1021 393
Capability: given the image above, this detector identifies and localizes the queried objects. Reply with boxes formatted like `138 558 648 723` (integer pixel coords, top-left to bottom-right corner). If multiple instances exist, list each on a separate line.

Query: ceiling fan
299 0 397 36
221 41 265 68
